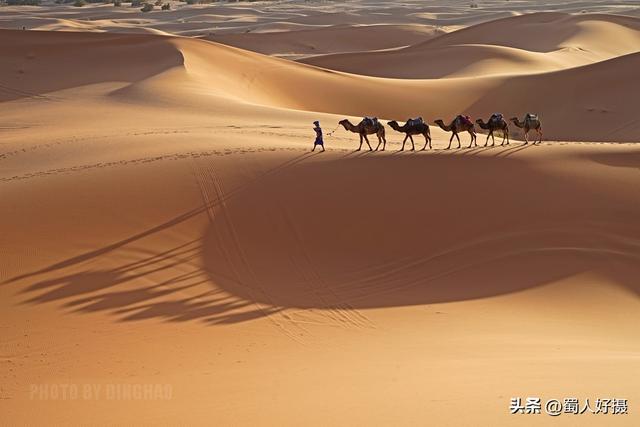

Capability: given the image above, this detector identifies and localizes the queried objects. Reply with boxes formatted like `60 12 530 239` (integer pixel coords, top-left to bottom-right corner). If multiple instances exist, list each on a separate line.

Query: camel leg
502 129 509 146
363 134 373 151
400 135 408 151
536 128 543 144
374 132 385 151
491 132 496 146
409 135 415 151
421 133 430 150
523 131 529 145
455 133 461 149
357 134 363 151
446 133 454 150
376 129 386 151
467 131 476 148
484 131 491 147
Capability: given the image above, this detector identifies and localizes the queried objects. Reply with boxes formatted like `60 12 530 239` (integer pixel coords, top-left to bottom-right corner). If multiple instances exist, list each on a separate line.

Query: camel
338 117 387 151
434 115 477 149
476 113 510 146
387 118 432 151
510 113 542 144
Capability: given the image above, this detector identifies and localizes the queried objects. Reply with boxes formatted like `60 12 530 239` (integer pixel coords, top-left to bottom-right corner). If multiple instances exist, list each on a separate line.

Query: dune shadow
201 154 640 310
6 153 640 324
585 150 640 170
0 30 184 102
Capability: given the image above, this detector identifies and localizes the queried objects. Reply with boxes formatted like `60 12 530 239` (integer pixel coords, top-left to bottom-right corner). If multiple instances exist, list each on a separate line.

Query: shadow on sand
5 152 640 324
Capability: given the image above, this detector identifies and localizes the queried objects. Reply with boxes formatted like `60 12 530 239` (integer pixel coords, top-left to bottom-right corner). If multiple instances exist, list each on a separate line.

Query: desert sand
1 0 640 425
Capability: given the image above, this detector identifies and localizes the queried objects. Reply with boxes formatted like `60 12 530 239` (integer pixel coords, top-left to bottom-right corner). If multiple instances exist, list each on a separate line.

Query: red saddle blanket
459 115 473 126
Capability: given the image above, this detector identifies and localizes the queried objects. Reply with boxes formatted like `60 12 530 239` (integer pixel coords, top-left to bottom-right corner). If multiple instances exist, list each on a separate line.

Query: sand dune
2 104 639 424
1 3 640 425
411 12 640 52
4 0 639 38
302 13 640 78
0 30 183 102
2 25 639 142
203 24 444 59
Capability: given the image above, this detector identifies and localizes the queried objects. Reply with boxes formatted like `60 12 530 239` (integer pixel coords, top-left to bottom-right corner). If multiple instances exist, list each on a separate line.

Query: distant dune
202 24 445 59
301 13 640 78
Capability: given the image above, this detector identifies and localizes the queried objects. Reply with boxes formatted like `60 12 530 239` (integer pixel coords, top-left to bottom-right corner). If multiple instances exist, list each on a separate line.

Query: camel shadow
11 239 282 325
495 143 534 157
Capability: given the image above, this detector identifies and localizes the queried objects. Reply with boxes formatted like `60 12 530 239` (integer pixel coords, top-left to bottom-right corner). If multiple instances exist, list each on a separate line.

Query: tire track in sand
282 209 376 329
192 157 307 344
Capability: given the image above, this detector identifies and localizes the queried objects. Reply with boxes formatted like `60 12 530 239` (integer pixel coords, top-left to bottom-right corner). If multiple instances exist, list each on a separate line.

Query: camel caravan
331 113 542 151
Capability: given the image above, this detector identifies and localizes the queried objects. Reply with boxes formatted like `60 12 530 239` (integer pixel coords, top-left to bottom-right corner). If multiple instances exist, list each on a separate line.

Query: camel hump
525 113 539 121
407 117 424 127
458 114 473 126
490 113 503 121
363 116 379 127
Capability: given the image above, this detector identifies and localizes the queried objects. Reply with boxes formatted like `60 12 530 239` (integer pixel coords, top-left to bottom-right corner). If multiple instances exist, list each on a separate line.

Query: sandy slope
2 96 639 426
1 4 640 426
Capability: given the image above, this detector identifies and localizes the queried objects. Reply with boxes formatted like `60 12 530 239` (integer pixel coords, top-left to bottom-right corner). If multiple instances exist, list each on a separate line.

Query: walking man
312 120 325 152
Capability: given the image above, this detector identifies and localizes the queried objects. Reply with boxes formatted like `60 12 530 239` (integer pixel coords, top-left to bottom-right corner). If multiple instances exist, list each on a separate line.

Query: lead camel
338 118 387 151
510 113 542 144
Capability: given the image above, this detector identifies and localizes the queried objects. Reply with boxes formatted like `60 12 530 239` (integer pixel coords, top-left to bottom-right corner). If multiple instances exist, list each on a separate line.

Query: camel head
434 119 453 132
476 118 492 129
338 119 350 128
387 120 399 129
509 117 525 128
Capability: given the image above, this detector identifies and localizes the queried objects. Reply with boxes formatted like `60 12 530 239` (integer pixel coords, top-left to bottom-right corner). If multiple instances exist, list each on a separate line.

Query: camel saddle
525 113 538 121
407 117 424 127
363 116 379 127
490 113 503 121
458 115 473 126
